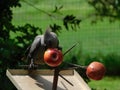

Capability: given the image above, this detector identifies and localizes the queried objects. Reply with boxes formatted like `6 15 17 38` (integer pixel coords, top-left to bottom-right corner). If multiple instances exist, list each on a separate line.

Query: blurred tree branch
88 0 120 22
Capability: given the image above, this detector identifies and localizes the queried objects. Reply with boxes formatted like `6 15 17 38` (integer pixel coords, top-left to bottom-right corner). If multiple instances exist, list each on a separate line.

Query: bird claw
29 63 34 69
28 63 38 69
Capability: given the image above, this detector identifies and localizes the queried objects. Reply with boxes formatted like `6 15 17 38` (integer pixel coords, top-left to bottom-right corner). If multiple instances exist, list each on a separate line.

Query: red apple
44 48 63 67
86 61 106 80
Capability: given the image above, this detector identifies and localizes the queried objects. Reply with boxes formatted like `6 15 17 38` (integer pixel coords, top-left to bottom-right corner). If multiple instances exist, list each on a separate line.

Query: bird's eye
45 39 52 47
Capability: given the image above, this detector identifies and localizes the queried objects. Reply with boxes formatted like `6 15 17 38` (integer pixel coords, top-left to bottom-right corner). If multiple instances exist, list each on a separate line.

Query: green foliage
0 0 21 40
63 15 81 30
103 53 120 75
84 52 120 75
88 0 120 22
0 0 21 89
14 24 42 47
50 24 62 35
88 76 120 90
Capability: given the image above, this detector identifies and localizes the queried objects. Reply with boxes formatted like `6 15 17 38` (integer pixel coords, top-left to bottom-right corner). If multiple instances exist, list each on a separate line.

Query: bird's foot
28 63 38 70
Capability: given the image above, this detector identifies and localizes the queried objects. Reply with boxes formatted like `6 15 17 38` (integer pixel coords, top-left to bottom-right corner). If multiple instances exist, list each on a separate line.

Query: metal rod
59 74 73 86
52 68 60 90
63 42 79 56
65 62 87 69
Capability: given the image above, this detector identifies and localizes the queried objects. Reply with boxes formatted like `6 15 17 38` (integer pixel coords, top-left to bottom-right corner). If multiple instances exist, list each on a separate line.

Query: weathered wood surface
6 69 91 90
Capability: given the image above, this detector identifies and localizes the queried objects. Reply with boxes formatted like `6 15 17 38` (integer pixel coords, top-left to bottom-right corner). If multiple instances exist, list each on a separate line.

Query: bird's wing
29 35 42 57
29 35 46 64
21 45 31 61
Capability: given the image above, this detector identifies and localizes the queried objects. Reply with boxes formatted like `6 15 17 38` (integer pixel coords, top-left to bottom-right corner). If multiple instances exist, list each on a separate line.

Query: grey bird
23 29 61 69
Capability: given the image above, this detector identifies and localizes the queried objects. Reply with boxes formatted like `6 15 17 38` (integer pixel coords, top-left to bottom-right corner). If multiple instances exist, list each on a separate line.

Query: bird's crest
44 28 54 39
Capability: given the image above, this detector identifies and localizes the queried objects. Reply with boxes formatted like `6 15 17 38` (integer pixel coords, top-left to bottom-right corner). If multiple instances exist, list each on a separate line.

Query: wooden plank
6 69 91 90
6 70 23 90
74 70 91 90
7 69 74 75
